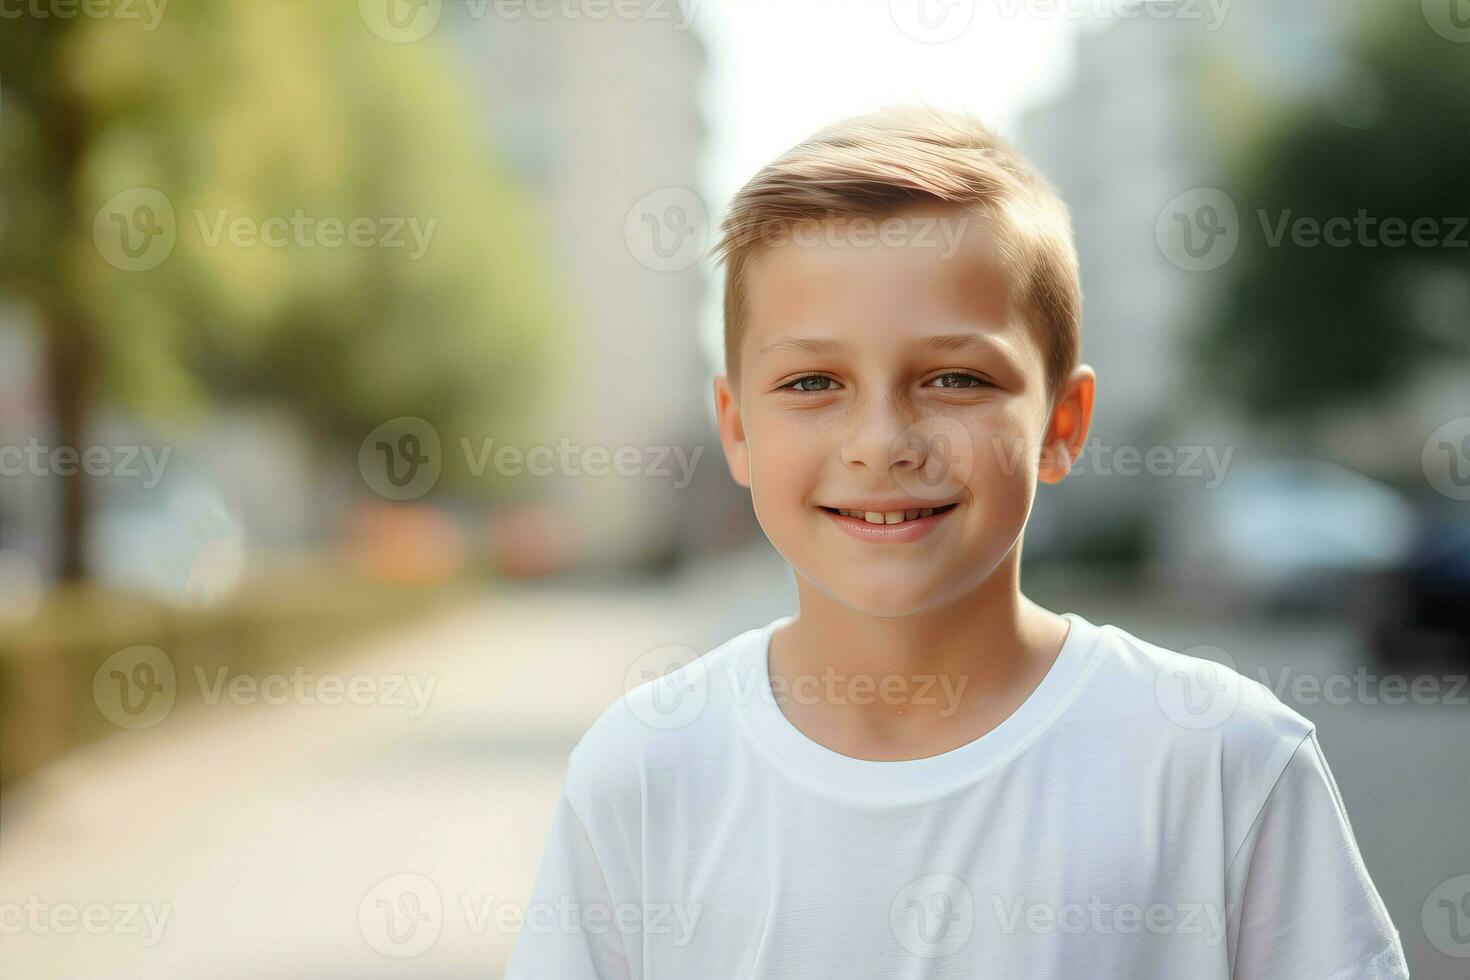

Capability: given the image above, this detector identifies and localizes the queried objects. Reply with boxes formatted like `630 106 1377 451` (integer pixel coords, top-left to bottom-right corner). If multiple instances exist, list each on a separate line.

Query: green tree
1197 4 1470 422
1 2 558 578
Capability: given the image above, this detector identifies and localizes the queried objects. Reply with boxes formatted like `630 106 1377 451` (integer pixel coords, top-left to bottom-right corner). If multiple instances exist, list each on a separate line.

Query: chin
806 566 958 619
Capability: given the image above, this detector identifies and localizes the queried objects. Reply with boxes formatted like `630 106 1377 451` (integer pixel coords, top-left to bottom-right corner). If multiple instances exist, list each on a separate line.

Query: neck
771 547 1070 754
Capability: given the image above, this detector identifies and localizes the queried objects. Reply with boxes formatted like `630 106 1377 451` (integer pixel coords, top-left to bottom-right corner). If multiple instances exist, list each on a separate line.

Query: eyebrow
758 332 1016 359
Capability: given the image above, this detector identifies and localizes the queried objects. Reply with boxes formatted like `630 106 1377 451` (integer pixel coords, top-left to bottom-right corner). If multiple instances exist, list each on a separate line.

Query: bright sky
693 0 1088 369
697 0 1084 203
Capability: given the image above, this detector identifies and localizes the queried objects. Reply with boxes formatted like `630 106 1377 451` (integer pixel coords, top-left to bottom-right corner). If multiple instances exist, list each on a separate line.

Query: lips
818 502 960 543
820 503 959 525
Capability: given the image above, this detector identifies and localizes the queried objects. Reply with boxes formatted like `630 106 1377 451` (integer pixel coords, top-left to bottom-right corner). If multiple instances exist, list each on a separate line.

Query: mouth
817 502 960 543
818 503 959 525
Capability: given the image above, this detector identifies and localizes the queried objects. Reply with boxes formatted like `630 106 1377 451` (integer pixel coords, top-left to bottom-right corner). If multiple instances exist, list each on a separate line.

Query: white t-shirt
505 612 1408 979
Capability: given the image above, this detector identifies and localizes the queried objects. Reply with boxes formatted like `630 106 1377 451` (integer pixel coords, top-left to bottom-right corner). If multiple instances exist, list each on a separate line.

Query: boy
505 106 1408 978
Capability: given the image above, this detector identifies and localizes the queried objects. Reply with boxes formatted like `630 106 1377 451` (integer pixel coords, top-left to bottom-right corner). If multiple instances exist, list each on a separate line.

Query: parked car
1153 458 1420 613
1362 516 1470 670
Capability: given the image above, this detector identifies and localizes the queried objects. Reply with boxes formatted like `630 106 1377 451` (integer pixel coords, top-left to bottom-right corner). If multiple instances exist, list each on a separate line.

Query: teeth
834 508 941 524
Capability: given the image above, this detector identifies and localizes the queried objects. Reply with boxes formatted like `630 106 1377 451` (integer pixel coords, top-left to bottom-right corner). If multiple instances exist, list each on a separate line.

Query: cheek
746 410 823 505
961 408 1041 500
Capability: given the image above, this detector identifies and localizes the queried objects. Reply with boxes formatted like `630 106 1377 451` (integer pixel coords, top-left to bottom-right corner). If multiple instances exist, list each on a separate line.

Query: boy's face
714 204 1093 618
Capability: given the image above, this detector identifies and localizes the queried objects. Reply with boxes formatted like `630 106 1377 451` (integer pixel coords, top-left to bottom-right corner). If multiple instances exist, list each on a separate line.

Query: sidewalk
2 550 1463 977
0 555 792 979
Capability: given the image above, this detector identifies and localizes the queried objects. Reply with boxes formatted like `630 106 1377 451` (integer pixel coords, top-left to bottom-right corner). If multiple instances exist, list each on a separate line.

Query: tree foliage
1197 5 1470 418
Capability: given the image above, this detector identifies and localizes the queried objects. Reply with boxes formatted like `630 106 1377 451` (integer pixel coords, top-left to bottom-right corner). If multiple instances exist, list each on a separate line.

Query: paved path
2 550 1465 977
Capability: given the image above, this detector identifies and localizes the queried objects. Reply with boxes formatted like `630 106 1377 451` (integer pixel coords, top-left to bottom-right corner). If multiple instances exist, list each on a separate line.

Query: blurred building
449 6 717 570
1017 3 1374 556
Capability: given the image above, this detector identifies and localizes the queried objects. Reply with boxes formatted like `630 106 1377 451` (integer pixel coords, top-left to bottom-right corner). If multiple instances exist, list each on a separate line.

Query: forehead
742 204 1028 359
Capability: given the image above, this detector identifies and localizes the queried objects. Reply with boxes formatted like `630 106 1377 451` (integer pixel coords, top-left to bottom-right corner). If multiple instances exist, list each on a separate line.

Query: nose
839 394 926 475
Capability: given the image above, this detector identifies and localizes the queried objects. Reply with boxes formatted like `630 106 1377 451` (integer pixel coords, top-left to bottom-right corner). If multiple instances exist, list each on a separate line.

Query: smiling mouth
818 503 959 525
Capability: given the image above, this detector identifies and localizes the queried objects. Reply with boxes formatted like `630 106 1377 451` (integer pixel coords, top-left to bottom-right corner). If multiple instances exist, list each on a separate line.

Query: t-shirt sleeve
503 786 634 980
1228 730 1409 979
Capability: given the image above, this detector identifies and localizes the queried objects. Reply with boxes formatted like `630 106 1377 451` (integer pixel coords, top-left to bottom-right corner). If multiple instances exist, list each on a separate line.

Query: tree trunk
43 60 93 581
44 315 94 581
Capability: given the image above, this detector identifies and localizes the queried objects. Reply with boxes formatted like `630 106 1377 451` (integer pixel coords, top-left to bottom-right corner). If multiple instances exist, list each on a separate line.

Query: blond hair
711 104 1080 400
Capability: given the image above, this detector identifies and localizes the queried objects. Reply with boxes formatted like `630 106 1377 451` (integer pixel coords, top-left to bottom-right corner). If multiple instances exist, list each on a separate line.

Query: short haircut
711 104 1080 401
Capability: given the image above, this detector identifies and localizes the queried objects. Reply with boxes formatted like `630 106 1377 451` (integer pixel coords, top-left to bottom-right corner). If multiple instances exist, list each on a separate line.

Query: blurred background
1 0 1467 976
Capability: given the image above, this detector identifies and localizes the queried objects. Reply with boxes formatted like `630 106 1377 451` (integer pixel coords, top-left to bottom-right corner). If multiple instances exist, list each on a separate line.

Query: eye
779 374 841 393
926 372 989 389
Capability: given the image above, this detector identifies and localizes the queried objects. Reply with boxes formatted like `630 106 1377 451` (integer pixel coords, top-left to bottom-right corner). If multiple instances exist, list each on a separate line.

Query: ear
713 374 751 488
1038 364 1095 484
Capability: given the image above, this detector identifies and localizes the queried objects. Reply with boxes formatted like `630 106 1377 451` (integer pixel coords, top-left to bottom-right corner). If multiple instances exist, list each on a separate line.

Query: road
1 547 1465 977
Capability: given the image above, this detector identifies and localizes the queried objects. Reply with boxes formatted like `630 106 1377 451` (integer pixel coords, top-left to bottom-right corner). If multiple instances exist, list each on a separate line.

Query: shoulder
1075 617 1317 844
558 620 770 816
1084 617 1314 739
